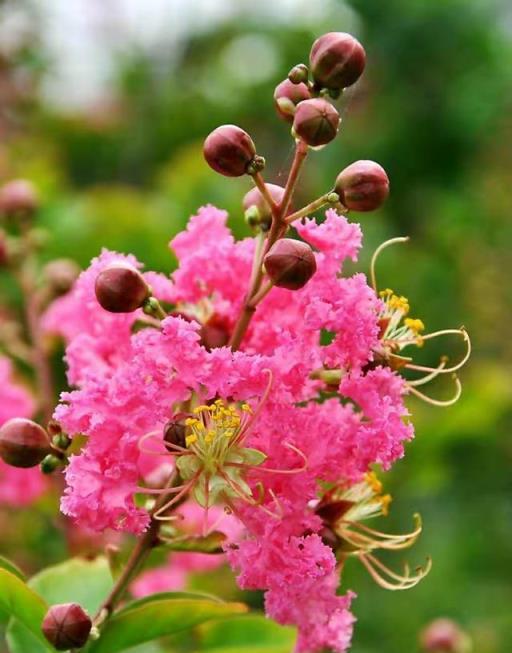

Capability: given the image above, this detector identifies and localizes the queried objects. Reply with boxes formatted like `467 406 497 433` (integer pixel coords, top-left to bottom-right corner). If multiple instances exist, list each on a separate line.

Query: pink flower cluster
0 357 46 505
45 206 414 653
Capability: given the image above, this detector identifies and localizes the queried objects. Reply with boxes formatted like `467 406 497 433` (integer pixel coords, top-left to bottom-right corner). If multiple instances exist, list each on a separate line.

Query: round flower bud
274 79 311 123
40 454 61 474
43 259 81 295
0 179 39 217
203 125 257 177
200 314 231 351
264 238 317 290
243 183 286 229
164 415 189 449
292 99 340 147
310 32 366 90
42 603 92 651
0 418 50 468
288 63 309 85
95 264 150 313
335 160 389 211
420 618 472 653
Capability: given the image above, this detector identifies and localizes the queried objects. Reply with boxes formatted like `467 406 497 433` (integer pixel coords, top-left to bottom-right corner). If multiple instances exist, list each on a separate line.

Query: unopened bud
292 99 340 147
42 603 92 651
335 160 389 211
243 183 286 230
420 618 472 653
288 64 309 85
310 32 366 90
52 432 71 450
0 418 50 468
43 259 81 295
203 125 257 177
0 179 39 217
164 415 190 449
264 238 316 290
95 264 150 313
274 79 311 123
200 314 231 350
40 454 61 474
245 155 266 175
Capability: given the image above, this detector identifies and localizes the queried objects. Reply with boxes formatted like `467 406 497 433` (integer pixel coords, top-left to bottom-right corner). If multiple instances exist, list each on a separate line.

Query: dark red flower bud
0 179 39 216
164 414 191 449
310 32 366 90
203 125 257 177
95 264 150 313
42 603 92 651
43 259 81 295
264 238 316 290
243 183 286 229
273 79 311 123
0 418 50 468
420 618 471 653
292 99 340 147
335 160 389 211
199 314 231 351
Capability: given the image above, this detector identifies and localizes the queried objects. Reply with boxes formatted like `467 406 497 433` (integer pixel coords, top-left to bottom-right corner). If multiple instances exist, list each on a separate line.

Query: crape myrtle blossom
0 356 46 505
0 32 471 653
48 206 419 653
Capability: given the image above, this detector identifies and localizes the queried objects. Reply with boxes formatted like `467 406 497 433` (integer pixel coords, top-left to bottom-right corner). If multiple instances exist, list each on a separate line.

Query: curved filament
404 329 471 375
359 552 431 590
408 374 462 407
370 236 409 291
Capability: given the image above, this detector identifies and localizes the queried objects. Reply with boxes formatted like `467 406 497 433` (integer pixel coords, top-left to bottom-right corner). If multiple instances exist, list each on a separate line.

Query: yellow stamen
185 434 197 447
379 494 392 516
404 318 425 333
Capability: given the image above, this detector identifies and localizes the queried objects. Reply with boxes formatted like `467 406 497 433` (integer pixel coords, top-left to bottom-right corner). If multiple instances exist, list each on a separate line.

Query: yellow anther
241 403 253 413
405 318 425 334
204 430 215 444
365 472 383 494
389 295 409 314
185 418 199 427
379 288 394 298
193 405 210 414
379 493 393 516
185 434 198 447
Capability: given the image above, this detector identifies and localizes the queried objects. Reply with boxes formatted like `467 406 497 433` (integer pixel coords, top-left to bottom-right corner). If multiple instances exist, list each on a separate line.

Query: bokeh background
1 0 511 652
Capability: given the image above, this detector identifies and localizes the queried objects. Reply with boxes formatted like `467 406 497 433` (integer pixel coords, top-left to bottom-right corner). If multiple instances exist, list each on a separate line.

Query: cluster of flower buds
0 417 73 474
41 603 92 650
197 31 389 308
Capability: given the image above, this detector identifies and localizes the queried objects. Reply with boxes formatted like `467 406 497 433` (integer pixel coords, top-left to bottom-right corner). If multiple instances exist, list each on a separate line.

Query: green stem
229 140 309 351
17 237 55 423
285 192 334 225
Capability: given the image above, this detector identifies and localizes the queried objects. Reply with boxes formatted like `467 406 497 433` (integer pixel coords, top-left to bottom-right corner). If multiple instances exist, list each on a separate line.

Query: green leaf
7 556 113 653
197 614 296 651
0 556 25 581
88 592 248 653
0 568 52 652
162 531 226 553
27 556 113 614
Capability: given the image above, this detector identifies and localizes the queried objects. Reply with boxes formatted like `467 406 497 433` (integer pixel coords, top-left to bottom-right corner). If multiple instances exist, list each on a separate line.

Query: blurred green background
1 0 511 651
